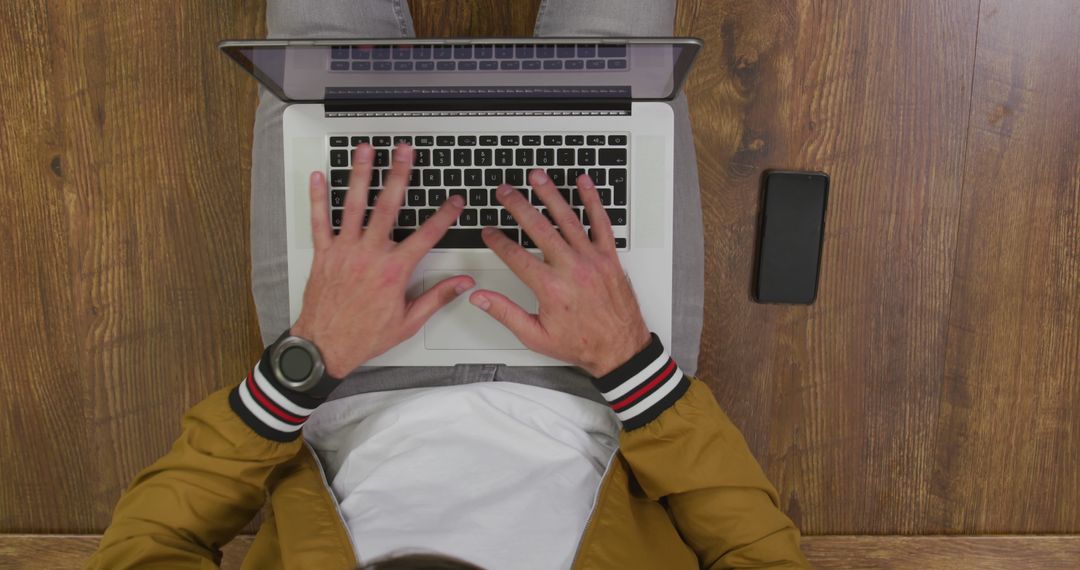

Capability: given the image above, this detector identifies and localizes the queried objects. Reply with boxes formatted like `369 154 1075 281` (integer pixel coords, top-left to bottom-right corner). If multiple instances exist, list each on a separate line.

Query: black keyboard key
331 149 349 167
500 209 516 226
610 168 627 188
331 190 346 207
330 61 350 71
459 209 479 226
606 208 626 225
515 45 534 58
490 188 500 204
577 45 596 58
499 228 520 243
371 46 390 59
598 45 627 58
392 47 411 60
586 135 605 145
392 228 415 242
556 45 576 58
394 61 413 71
484 169 503 186
479 60 498 70
449 188 467 202
598 187 612 205
458 61 477 71
614 186 627 206
479 135 498 146
373 136 392 147
416 61 435 71
586 59 605 69
422 169 441 186
398 209 417 227
373 149 388 167
558 188 572 203
330 136 349 147
515 148 534 166
543 135 563 146
330 169 350 187
454 45 473 59
475 45 493 58
475 148 492 166
444 169 462 186
539 208 555 225
536 44 555 58
453 149 472 166
548 169 565 186
373 61 393 71
557 148 575 166
567 168 585 183
436 135 455 146
436 61 456 71
414 46 432 59
457 135 477 146
469 188 488 205
495 148 514 166
394 135 413 146
536 148 555 166
577 148 596 166
429 188 447 206
351 46 370 59
500 60 520 70
608 134 627 145
565 135 584 146
501 135 520 146
565 59 584 70
433 46 453 59
572 189 584 207
543 60 563 70
521 232 537 248
506 169 525 186
368 189 381 206
587 168 606 185
434 228 486 248
531 192 544 206
523 60 542 70
409 169 421 187
419 208 437 224
522 135 541 146
434 148 451 166
495 44 514 59
352 136 370 146
331 208 343 226
465 169 484 187
615 238 627 248
407 188 426 207
607 59 627 69
414 149 431 167
598 148 627 165
415 135 434 146
480 208 499 226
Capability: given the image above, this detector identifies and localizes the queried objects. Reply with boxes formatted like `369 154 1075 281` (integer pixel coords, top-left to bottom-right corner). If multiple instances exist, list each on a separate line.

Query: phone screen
754 171 829 304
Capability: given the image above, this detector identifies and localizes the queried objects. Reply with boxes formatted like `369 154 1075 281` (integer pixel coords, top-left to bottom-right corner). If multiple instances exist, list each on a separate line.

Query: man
88 0 810 568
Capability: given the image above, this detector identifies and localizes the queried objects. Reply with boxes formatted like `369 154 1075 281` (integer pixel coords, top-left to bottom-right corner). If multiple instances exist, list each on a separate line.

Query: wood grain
932 0 1080 533
5 534 1080 570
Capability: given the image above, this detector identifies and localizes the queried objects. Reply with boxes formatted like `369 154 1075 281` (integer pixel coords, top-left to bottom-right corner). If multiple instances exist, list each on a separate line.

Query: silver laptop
220 38 701 366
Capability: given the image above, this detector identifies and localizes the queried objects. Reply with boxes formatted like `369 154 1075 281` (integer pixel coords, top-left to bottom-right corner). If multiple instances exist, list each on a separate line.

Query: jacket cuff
591 333 690 430
227 343 329 442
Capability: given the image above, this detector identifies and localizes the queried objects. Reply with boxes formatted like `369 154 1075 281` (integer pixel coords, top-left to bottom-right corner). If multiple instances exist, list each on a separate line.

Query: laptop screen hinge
322 86 631 117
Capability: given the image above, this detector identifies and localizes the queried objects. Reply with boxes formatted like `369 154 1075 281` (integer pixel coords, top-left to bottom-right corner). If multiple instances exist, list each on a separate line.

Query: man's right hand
470 169 652 378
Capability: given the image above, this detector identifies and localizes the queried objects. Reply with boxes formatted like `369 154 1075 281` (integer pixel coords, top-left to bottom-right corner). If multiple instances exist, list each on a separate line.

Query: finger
398 194 466 263
469 289 547 349
493 183 571 260
403 274 476 333
308 171 333 251
366 143 414 241
530 169 590 250
577 173 615 253
480 225 547 290
340 144 374 241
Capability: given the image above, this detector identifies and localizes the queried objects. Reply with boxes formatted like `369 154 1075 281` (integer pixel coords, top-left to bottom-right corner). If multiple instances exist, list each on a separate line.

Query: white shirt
303 382 622 569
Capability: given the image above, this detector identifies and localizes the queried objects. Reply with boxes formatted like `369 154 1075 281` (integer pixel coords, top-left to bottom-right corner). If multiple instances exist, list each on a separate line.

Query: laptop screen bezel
218 37 703 104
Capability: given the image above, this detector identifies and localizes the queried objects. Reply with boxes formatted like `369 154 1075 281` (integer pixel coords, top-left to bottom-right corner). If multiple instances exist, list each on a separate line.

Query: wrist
590 333 690 431
585 329 652 378
289 322 351 379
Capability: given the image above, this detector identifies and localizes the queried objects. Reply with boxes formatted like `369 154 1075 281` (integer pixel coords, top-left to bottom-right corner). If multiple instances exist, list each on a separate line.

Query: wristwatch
269 333 331 394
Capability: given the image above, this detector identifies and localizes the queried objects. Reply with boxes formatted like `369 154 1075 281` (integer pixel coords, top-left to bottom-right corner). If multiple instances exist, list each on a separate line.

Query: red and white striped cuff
228 356 326 442
591 333 690 430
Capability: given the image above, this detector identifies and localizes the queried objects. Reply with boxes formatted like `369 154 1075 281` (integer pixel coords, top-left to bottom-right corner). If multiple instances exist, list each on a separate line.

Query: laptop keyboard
327 133 630 250
328 43 629 73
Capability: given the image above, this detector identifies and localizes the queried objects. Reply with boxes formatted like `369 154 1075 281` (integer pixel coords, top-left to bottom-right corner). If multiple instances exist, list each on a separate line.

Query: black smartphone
753 170 830 304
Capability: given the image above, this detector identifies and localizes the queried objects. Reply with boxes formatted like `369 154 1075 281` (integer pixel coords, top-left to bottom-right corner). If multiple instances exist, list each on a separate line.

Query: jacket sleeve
87 347 331 569
590 333 810 569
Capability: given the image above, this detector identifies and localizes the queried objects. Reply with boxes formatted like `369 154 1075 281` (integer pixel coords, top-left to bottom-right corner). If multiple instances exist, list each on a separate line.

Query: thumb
469 290 546 349
403 275 474 332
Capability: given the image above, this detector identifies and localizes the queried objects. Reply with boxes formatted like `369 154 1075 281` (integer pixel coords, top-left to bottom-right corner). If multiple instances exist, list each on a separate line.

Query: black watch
269 333 330 393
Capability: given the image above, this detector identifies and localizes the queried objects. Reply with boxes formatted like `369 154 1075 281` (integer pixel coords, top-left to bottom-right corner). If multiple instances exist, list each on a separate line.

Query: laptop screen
220 38 701 104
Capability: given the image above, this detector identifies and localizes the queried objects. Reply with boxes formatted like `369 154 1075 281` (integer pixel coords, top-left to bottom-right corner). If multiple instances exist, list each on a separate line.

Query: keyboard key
598 148 627 165
407 188 425 207
479 135 498 146
414 46 432 59
587 168 606 185
436 135 455 146
567 168 586 183
454 45 473 59
608 134 627 145
606 208 626 225
565 135 584 146
565 58 584 70
475 45 493 58
419 208 437 224
500 60 520 70
388 46 409 60
415 135 434 146
368 189 381 206
331 149 349 167
500 135 520 146
522 60 542 70
429 188 447 206
374 149 390 167
331 190 346 207
392 228 415 242
422 169 440 186
610 168 627 187
416 61 435 71
459 209 479 226
330 169 350 187
330 136 349 147
539 208 555 225
453 149 472 166
352 136 370 146
469 188 488 205
457 135 477 146
577 148 596 166
598 187 611 205
458 61 477 71
614 186 627 206
548 169 565 186
494 44 514 58
444 169 462 185
543 135 563 146
586 135 605 145
330 61 349 71
373 136 392 147
374 61 393 71
515 45 534 58
433 46 453 59
352 46 371 59
484 169 503 186
500 209 516 226
557 148 575 166
434 148 451 166
586 59 605 69
479 60 498 70
414 149 431 167
522 135 541 146
577 45 596 58
531 192 544 206
557 45 576 58
558 188 572 203
434 228 486 248
398 209 417 227
480 208 499 226
449 188 467 202
331 208 343 226
543 60 563 70
364 208 374 226
536 148 555 166
394 61 413 71
475 148 492 166
536 44 555 58
409 169 421 187
490 188 500 204
615 238 627 248
515 148 534 166
495 148 514 166
394 135 413 145
506 169 525 186
372 46 391 59
521 232 536 248
572 189 584 206
598 45 627 58
465 169 484 187
500 228 520 243
436 61 455 71
607 59 627 69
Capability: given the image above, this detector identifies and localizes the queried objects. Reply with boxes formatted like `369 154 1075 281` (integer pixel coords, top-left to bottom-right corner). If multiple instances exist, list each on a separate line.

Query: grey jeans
250 0 703 405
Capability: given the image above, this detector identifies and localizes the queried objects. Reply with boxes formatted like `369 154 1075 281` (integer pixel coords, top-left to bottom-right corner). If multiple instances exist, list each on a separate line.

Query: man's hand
470 169 651 378
292 143 474 378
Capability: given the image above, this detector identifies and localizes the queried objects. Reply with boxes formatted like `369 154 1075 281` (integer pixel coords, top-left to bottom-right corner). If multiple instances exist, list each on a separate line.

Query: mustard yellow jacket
88 356 808 569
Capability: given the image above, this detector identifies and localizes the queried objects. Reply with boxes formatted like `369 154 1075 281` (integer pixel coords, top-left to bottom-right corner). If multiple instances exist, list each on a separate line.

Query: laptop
220 38 702 366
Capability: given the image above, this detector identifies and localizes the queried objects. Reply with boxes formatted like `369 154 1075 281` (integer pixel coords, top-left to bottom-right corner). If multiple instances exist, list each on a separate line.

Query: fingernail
449 195 465 207
533 169 549 183
355 145 373 163
497 185 513 197
471 295 491 310
455 281 471 295
311 171 323 183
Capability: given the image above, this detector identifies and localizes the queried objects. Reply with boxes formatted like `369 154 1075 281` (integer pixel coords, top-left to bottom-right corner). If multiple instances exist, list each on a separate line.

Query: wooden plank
933 0 1080 533
676 1 979 533
5 534 1080 569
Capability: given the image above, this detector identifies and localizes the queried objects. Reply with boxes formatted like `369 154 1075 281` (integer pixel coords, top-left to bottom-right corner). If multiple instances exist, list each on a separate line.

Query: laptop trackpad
423 270 537 350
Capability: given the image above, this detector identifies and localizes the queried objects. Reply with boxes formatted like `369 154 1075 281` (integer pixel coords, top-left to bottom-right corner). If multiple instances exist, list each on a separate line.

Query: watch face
280 345 315 381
